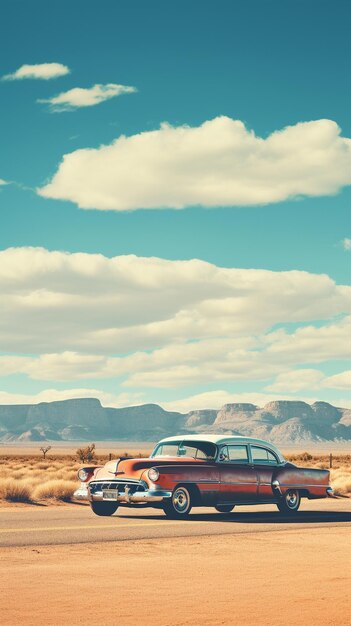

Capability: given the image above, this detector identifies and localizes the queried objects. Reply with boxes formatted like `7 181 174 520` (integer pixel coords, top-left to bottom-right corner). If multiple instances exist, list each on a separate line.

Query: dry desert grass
0 450 142 503
0 449 350 503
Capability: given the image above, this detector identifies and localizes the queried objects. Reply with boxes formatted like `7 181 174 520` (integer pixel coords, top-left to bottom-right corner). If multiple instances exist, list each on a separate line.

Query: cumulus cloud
265 369 325 393
265 316 351 363
1 247 350 357
0 247 351 390
3 63 70 81
0 179 8 186
38 117 351 210
342 238 351 251
38 83 137 111
266 366 351 394
323 371 351 390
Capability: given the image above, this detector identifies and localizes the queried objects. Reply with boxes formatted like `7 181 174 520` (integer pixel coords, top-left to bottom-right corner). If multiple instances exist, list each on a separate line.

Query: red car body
76 435 333 518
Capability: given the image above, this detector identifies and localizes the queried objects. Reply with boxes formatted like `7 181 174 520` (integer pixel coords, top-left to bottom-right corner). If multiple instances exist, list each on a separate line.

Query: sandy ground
1 525 350 626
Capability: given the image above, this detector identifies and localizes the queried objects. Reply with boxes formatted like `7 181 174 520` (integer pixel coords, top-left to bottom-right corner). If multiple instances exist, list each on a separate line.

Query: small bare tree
40 445 52 459
76 443 96 463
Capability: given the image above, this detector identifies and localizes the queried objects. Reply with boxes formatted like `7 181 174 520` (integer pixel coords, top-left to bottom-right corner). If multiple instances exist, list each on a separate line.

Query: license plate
103 490 118 501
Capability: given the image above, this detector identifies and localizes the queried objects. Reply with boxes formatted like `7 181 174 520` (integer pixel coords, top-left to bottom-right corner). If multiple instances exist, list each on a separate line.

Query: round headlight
148 467 159 482
78 468 90 482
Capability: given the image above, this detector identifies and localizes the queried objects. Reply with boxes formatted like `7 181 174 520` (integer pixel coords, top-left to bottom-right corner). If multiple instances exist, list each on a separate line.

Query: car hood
92 456 208 481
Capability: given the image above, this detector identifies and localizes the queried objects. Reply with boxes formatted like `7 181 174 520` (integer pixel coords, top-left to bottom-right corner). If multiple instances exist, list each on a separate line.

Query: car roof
156 434 284 461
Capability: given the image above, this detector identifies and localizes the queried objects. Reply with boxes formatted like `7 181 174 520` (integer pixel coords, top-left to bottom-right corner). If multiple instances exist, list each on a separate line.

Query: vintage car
75 434 334 518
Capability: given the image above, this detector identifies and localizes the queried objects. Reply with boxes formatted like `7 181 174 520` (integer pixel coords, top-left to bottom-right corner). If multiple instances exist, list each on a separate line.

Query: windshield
151 440 217 460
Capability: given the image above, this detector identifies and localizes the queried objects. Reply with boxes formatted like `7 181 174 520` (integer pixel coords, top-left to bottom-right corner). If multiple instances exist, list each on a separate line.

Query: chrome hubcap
173 488 189 513
286 490 299 508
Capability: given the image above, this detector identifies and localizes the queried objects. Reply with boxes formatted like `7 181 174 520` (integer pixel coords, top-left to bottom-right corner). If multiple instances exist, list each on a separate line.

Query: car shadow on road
116 509 351 524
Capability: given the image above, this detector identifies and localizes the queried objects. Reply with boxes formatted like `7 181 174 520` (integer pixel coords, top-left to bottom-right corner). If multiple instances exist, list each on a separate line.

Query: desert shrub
76 443 96 463
287 451 313 462
0 478 33 502
33 479 77 501
331 469 351 496
300 451 313 461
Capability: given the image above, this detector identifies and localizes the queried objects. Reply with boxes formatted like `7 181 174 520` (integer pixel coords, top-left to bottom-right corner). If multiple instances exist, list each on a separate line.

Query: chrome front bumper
74 482 171 504
74 484 89 499
90 487 172 503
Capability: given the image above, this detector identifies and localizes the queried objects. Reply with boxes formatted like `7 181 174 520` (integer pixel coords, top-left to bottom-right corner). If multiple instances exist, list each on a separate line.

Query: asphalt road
1 498 350 548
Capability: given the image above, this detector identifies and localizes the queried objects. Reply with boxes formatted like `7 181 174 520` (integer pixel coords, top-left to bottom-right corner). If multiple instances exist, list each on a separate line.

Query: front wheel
215 505 235 513
163 486 192 518
277 489 301 514
90 501 118 516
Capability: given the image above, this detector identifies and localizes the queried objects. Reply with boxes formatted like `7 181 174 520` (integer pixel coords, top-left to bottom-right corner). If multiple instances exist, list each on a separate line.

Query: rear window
251 446 278 464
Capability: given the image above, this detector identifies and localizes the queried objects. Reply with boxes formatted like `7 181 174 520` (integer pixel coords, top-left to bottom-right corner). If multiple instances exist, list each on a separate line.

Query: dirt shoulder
1 526 350 626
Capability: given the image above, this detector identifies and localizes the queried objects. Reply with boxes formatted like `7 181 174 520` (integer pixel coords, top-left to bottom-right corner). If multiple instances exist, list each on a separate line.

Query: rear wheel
90 501 118 516
163 486 192 518
215 505 235 513
277 489 301 514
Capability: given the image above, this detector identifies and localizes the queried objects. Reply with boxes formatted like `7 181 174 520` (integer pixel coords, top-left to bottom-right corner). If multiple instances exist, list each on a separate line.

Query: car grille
89 480 146 495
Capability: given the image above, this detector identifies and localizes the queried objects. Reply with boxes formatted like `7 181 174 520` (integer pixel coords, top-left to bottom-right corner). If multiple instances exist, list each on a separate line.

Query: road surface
1 498 350 626
0 498 350 547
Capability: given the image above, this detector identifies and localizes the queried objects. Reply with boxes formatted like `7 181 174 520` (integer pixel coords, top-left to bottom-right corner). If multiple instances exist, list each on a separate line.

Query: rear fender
272 465 330 499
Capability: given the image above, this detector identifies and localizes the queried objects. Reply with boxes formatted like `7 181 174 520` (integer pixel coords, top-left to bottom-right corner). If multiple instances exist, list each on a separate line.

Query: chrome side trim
279 483 329 489
220 481 258 486
171 479 220 484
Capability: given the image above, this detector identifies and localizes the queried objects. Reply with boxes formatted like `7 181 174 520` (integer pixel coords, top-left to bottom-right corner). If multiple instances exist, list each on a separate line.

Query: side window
219 446 229 461
251 446 278 464
227 445 249 463
267 450 278 463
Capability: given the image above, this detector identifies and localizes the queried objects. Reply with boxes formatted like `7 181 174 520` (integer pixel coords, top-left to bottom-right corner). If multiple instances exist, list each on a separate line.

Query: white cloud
265 369 325 393
323 371 351 390
265 316 351 363
0 247 351 390
0 179 8 186
38 83 137 111
342 238 351 251
38 117 351 210
266 366 351 394
1 247 350 361
3 63 70 81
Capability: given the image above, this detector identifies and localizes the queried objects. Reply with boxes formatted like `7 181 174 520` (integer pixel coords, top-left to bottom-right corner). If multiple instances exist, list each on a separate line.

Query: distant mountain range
0 398 351 444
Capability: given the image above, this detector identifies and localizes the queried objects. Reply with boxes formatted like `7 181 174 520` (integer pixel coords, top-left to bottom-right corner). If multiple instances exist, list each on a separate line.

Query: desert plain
0 445 350 626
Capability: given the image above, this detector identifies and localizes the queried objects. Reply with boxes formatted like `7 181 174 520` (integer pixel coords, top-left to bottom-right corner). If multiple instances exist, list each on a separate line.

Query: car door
218 444 258 503
250 445 279 501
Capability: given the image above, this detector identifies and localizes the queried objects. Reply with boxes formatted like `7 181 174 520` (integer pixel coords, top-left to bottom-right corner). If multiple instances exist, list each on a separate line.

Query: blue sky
0 0 351 411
